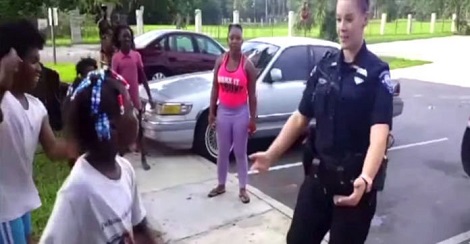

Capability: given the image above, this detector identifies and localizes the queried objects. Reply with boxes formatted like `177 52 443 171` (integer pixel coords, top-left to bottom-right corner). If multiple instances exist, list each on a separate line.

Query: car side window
271 46 309 82
313 46 337 65
194 36 223 56
168 35 195 53
156 36 166 50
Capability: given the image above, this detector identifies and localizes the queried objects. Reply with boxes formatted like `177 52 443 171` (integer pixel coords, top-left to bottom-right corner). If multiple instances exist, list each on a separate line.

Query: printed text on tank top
217 54 249 107
219 54 245 93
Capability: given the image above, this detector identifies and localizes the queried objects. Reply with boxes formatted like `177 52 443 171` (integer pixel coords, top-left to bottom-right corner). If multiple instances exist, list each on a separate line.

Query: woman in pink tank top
208 24 258 204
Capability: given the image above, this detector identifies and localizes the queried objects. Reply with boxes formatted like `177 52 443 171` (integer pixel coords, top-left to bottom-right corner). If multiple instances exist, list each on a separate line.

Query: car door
257 45 311 130
193 35 225 71
166 33 200 75
311 45 338 63
142 36 168 79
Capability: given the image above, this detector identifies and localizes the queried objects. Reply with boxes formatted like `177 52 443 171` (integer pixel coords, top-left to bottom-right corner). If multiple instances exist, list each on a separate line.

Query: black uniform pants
286 170 377 244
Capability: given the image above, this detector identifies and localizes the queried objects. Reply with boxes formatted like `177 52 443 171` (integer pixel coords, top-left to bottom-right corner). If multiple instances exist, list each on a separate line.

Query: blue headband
70 69 111 141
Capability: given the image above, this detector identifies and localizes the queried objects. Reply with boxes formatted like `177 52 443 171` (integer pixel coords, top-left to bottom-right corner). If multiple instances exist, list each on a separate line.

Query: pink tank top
217 54 249 108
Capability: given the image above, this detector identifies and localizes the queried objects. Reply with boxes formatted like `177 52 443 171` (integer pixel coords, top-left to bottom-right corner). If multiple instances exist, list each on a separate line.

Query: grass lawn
32 154 70 241
34 56 428 240
46 63 76 83
47 19 454 46
381 57 430 69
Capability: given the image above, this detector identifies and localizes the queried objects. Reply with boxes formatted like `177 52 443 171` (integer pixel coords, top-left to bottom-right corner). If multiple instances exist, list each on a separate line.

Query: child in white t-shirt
0 20 78 244
40 69 156 244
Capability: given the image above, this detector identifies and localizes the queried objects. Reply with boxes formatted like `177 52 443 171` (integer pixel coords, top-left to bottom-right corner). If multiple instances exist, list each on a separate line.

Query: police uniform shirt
298 42 393 158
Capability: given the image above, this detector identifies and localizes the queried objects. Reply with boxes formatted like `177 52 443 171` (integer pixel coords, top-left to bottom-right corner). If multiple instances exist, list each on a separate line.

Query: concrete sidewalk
125 152 328 244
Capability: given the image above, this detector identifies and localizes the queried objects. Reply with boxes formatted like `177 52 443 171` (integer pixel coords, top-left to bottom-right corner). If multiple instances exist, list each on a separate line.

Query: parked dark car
134 30 226 80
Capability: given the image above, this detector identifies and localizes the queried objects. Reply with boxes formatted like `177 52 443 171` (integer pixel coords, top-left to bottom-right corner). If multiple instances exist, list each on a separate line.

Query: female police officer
249 0 393 243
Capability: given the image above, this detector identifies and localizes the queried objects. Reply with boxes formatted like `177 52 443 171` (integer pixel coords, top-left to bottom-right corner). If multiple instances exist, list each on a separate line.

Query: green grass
47 19 454 46
32 154 70 241
382 57 431 69
34 56 428 240
45 63 76 83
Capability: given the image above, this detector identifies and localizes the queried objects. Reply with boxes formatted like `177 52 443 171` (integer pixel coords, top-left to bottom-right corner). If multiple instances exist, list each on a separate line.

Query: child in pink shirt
112 25 154 170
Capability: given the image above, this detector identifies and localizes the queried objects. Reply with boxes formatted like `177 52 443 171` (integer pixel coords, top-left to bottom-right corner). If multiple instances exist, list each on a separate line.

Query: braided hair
65 68 131 152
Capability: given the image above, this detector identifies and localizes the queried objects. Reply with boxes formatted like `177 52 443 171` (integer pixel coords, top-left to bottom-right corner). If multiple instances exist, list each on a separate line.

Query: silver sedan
139 37 404 162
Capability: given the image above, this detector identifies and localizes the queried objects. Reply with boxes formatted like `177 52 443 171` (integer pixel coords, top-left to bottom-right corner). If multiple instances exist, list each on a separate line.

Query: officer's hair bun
358 0 370 13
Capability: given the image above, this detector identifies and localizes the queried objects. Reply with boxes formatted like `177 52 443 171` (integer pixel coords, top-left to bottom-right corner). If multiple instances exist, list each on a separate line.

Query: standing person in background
70 57 98 91
66 57 99 168
207 24 258 204
112 24 154 170
97 4 111 38
98 5 114 67
250 0 393 242
100 28 115 67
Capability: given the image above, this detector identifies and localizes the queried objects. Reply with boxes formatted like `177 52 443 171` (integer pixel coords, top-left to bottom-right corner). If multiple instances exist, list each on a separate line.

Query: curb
246 182 329 243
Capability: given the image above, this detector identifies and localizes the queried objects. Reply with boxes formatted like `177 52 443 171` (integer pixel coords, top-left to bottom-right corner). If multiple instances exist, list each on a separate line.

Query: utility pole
253 0 256 22
265 0 268 21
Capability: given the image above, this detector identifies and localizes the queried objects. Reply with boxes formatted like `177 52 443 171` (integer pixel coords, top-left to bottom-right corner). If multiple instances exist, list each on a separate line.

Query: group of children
0 19 157 243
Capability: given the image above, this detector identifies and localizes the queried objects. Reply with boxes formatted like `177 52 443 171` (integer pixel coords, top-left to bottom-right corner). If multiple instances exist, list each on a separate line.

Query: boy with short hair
0 19 77 244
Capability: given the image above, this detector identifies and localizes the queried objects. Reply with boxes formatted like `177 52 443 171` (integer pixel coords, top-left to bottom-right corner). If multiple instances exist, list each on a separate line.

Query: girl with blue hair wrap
41 69 158 244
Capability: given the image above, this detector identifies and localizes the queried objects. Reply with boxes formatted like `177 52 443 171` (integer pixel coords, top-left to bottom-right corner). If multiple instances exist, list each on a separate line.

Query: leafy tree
0 0 44 18
318 0 337 41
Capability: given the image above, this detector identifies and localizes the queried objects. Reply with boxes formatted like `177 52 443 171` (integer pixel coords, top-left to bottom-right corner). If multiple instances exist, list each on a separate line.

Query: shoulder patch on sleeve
379 70 394 94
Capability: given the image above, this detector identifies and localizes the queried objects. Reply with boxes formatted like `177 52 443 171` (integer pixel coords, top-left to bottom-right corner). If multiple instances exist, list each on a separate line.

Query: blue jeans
0 213 32 244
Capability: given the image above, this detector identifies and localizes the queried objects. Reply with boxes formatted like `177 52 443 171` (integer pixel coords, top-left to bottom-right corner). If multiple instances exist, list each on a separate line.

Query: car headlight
146 102 193 115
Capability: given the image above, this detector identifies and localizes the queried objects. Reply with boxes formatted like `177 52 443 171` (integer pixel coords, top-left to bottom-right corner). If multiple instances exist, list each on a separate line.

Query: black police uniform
286 42 394 244
301 129 317 177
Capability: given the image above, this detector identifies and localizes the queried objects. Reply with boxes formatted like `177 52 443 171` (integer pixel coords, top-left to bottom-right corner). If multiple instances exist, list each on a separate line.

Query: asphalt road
40 45 100 64
227 79 470 244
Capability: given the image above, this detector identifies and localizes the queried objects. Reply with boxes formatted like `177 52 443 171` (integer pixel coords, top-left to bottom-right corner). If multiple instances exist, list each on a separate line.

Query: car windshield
134 31 164 49
242 41 280 76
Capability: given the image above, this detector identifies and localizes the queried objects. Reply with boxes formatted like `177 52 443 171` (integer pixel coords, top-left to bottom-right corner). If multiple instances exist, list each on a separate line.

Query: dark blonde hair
358 0 370 13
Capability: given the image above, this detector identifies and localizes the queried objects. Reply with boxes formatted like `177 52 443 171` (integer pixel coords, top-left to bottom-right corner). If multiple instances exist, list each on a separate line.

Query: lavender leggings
216 104 249 188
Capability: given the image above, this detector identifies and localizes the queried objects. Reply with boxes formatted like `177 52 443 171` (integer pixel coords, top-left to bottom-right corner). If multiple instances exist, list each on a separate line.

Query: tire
461 127 470 177
148 67 171 81
193 111 218 163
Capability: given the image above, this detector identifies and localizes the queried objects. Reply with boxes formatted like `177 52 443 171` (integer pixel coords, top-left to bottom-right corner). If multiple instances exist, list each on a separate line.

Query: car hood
142 71 213 101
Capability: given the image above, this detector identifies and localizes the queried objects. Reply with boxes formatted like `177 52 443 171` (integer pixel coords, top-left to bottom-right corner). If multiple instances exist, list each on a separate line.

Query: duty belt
309 152 388 192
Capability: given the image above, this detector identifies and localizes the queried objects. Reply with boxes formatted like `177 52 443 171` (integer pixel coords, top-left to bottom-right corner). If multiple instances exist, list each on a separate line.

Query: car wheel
461 125 470 177
194 112 218 162
152 72 166 80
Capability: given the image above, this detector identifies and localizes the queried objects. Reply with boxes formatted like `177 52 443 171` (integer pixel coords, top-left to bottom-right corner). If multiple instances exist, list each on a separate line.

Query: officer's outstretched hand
249 151 273 173
333 177 367 207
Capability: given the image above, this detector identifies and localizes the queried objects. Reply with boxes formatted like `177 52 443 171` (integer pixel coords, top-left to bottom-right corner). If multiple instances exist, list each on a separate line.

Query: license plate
162 105 181 114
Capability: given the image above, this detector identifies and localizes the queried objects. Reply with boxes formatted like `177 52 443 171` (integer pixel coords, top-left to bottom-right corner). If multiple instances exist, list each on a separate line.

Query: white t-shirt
0 91 47 222
40 155 146 244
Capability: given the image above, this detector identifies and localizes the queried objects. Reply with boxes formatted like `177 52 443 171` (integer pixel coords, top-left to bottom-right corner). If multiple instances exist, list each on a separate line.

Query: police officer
249 0 393 243
301 128 317 177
